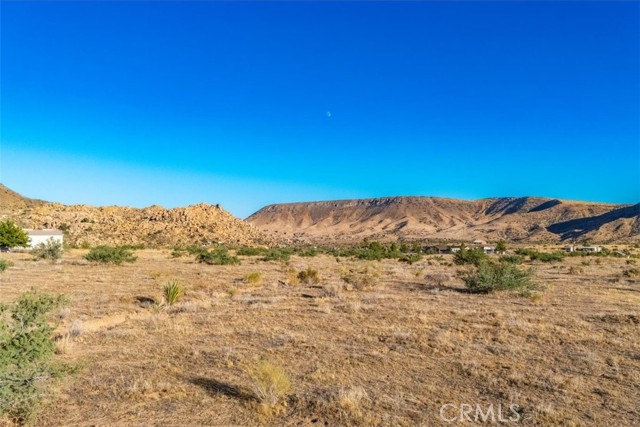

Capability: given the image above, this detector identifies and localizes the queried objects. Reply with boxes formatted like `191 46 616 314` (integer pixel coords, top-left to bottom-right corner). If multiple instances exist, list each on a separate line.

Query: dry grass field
1 249 639 426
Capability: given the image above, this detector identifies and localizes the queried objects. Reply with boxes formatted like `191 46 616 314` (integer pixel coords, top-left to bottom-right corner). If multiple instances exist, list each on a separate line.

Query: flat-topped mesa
247 196 638 244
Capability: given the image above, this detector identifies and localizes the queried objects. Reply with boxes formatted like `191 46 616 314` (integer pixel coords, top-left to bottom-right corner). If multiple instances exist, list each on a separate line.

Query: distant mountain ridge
0 184 271 247
247 196 639 244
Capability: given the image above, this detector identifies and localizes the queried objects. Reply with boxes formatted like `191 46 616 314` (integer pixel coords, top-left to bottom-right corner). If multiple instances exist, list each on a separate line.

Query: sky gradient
1 1 638 218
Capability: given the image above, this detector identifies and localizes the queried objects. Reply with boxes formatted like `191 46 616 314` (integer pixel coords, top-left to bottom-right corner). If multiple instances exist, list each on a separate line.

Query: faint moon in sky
326 111 332 118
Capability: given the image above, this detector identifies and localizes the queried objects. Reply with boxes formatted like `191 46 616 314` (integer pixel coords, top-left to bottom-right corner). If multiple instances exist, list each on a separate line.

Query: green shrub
0 259 9 272
186 245 207 256
297 247 319 257
237 246 268 256
0 220 29 249
515 248 565 263
85 246 137 264
163 280 183 306
0 292 68 423
196 249 240 265
461 260 535 294
261 248 293 262
171 247 185 258
531 251 564 262
454 246 488 266
32 238 64 261
297 267 320 284
499 255 524 265
399 253 423 264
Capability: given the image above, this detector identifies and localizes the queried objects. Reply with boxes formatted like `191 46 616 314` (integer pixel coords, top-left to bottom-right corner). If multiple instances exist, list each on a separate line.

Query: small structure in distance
24 229 64 249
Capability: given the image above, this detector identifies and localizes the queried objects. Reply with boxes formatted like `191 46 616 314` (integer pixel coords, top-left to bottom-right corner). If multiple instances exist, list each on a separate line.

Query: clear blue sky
1 1 638 218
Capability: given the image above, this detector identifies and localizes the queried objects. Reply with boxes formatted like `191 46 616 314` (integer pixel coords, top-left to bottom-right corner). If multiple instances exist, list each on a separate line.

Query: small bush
424 272 451 286
0 292 68 423
531 251 565 263
297 268 320 284
261 248 293 262
284 267 300 286
341 265 380 291
186 245 207 255
461 260 535 294
244 272 263 284
354 241 400 261
297 247 319 257
0 259 9 272
85 246 137 264
454 246 488 266
515 248 564 263
32 238 64 261
163 280 183 305
237 246 268 256
499 255 524 265
196 249 241 265
247 360 291 409
399 253 422 264
171 247 185 258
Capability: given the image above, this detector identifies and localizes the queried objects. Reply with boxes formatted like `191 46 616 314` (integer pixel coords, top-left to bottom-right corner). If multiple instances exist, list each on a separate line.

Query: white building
24 229 64 249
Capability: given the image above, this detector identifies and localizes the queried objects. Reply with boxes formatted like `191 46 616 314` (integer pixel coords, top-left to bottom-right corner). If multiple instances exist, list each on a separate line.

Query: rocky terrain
0 184 271 247
247 196 640 244
3 184 637 246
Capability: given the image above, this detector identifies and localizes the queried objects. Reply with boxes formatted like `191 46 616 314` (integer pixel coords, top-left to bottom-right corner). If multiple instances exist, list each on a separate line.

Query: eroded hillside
248 196 639 244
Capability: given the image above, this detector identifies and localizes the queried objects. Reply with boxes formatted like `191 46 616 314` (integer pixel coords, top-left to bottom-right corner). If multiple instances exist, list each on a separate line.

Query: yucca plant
163 280 183 306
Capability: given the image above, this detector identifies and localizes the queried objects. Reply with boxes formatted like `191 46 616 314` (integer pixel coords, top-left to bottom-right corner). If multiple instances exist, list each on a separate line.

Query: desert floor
1 249 639 426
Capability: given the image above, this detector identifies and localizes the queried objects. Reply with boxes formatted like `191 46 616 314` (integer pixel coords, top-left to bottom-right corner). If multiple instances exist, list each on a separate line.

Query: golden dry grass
0 249 639 426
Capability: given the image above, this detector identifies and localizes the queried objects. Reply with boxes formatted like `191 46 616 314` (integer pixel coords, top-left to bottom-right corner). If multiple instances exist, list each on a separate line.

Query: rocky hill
0 184 271 247
247 196 640 244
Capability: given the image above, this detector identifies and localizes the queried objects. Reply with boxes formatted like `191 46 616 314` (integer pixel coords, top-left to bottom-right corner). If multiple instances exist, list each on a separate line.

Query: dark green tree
0 220 29 249
495 240 507 254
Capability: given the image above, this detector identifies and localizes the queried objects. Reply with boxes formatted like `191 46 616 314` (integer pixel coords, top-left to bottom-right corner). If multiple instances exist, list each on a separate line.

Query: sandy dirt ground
1 249 638 426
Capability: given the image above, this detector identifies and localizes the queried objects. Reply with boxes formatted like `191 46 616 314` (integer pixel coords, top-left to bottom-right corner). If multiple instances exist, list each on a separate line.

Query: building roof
24 229 64 236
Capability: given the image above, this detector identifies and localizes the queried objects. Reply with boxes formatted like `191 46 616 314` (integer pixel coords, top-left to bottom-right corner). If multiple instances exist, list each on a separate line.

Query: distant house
579 246 601 253
473 239 486 245
565 245 575 253
483 246 495 254
450 247 462 253
426 246 453 254
24 229 64 249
